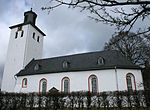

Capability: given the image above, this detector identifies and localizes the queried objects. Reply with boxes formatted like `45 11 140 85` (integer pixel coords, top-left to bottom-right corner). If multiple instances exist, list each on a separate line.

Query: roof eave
9 23 46 36
16 66 141 77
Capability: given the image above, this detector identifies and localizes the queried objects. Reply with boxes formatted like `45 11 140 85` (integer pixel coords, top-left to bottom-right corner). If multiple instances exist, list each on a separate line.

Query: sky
0 0 116 88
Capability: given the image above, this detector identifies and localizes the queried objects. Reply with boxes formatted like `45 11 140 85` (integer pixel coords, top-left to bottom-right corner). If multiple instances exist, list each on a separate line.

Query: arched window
39 78 47 93
126 73 136 91
88 75 98 93
61 77 70 93
22 78 27 88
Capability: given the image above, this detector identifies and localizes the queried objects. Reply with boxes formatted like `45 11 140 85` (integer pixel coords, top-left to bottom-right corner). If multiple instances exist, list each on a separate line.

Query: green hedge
0 90 150 110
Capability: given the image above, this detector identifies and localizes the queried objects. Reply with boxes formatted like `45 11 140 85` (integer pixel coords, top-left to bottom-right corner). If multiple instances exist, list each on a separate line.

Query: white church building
1 9 144 93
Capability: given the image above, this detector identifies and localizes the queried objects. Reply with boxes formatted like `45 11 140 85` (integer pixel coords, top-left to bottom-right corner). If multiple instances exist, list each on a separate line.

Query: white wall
1 24 44 92
14 69 144 93
117 69 143 91
23 24 44 67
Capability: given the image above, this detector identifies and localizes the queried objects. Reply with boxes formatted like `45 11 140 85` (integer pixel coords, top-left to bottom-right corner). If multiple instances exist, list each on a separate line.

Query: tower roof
9 9 46 36
24 8 37 16
24 8 37 25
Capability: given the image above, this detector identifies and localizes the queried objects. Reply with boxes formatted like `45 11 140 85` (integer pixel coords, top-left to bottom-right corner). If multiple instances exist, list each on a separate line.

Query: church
1 9 144 93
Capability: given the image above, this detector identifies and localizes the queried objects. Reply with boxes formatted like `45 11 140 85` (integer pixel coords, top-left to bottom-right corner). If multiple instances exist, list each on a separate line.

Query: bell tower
1 9 46 92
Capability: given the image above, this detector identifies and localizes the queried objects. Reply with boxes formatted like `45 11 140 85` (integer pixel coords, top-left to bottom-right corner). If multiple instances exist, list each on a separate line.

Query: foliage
104 31 150 66
42 0 150 35
0 90 150 110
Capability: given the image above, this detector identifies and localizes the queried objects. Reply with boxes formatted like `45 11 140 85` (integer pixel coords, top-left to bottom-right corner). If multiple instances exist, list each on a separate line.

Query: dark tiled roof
9 23 46 36
16 50 140 76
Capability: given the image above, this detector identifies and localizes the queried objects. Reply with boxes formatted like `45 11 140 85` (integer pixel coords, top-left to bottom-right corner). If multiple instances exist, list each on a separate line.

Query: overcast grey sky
0 0 116 88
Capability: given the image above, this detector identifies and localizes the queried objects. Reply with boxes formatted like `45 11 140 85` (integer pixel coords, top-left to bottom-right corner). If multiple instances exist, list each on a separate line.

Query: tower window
15 32 18 39
33 32 35 39
21 31 24 37
37 36 40 42
22 78 27 88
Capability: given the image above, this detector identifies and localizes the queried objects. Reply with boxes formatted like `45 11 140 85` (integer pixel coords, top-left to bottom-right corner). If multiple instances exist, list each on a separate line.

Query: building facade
15 50 144 93
15 68 143 93
2 10 144 93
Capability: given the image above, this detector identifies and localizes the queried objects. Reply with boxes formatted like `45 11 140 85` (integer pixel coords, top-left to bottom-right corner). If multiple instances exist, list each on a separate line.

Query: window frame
22 78 27 88
126 73 136 91
88 74 99 93
61 77 70 93
39 78 47 93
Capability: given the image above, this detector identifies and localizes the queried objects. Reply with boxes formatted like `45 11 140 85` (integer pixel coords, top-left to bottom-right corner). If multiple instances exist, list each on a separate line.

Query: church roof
16 50 140 76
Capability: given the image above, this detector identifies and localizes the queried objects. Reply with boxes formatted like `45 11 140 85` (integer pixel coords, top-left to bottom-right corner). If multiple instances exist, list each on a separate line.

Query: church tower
1 9 46 92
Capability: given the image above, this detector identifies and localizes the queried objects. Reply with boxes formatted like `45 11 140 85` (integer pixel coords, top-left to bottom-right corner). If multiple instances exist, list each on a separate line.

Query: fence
0 90 150 110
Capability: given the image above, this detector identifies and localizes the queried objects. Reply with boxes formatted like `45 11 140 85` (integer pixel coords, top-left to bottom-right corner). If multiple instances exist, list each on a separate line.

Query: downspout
115 66 119 91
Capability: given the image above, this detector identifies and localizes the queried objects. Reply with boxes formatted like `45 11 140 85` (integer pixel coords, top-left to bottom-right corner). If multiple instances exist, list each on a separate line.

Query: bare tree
104 31 150 66
42 0 150 34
